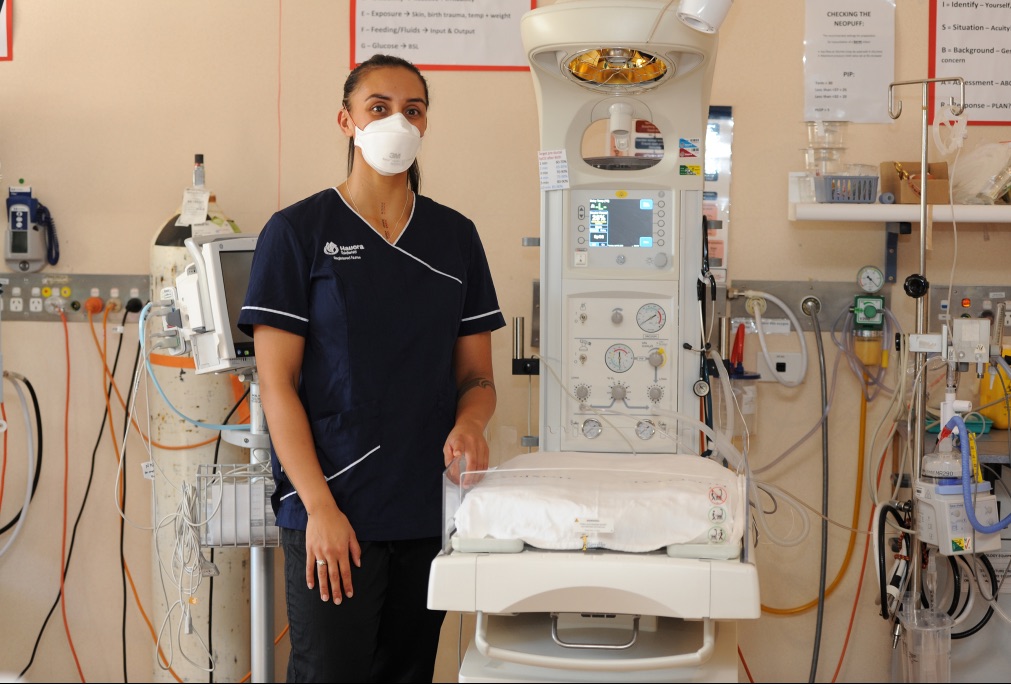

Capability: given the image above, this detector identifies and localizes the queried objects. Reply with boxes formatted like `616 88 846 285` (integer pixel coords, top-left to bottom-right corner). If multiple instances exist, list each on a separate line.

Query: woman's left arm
444 331 497 473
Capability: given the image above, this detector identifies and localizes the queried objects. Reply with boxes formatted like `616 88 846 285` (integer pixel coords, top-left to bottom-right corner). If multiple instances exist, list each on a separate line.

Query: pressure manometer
857 265 885 294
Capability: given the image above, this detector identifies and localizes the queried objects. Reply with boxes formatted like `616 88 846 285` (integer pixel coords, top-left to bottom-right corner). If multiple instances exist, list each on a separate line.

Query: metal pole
887 76 965 610
248 375 275 683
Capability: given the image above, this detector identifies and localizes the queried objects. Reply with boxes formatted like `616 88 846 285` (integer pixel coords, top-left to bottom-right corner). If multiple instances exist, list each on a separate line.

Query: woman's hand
443 418 490 475
305 501 362 604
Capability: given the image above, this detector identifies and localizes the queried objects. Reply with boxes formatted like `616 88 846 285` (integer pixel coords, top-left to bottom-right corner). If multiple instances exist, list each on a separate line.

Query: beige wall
1 0 1010 683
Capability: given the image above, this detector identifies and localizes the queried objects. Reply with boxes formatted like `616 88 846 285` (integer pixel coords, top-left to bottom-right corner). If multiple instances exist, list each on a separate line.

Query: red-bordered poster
1 0 12 62
929 0 1011 125
351 0 533 70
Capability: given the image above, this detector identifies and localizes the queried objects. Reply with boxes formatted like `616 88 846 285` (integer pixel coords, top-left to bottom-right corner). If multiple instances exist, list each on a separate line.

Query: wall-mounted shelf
789 202 1011 223
787 198 1011 283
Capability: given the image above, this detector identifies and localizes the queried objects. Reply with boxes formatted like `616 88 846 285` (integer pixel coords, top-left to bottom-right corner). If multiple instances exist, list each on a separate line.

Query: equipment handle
474 612 716 672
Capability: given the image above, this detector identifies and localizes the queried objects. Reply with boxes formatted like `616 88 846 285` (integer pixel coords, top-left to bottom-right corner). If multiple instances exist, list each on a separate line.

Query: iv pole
886 75 965 610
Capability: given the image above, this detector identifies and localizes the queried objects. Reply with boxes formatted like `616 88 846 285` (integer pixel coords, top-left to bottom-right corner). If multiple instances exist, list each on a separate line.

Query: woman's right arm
253 324 362 604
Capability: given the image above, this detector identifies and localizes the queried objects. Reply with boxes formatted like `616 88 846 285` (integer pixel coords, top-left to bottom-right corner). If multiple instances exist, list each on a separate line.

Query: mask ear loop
933 100 968 157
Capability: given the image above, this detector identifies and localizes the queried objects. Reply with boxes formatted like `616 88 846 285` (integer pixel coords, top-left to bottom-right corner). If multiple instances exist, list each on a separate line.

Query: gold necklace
345 183 412 241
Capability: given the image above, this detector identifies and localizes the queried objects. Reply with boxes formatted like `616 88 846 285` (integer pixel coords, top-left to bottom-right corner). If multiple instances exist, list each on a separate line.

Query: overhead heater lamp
542 0 731 97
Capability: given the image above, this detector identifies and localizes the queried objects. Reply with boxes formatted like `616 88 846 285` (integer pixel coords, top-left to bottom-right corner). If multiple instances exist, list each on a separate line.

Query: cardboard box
879 161 950 204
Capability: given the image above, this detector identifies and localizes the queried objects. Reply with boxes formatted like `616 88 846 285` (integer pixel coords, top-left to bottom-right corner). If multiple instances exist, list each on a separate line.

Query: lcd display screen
218 249 255 357
587 198 654 248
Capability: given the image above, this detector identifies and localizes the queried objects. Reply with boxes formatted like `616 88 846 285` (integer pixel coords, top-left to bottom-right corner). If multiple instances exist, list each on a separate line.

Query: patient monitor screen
588 198 654 248
219 249 255 357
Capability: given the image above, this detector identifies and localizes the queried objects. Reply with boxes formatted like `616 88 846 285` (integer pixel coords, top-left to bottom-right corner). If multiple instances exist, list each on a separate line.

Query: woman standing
239 54 505 682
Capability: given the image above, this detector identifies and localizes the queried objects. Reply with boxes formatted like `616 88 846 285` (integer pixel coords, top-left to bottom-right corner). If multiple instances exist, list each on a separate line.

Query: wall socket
755 351 805 384
0 273 150 322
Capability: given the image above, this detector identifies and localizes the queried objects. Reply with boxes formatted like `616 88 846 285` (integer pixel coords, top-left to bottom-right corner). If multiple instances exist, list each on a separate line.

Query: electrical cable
139 303 250 433
0 375 35 559
56 311 86 681
0 372 43 536
207 385 251 684
761 376 870 616
806 306 829 683
830 442 891 682
877 505 909 619
951 554 996 639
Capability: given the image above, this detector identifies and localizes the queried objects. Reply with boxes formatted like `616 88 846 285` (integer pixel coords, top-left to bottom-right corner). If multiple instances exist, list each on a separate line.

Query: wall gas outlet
755 351 805 384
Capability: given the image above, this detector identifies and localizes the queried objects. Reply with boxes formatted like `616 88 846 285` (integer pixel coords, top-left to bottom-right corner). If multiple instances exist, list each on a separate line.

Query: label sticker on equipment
573 517 614 534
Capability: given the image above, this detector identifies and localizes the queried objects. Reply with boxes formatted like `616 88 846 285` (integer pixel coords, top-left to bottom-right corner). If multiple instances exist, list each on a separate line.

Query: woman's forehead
351 67 427 102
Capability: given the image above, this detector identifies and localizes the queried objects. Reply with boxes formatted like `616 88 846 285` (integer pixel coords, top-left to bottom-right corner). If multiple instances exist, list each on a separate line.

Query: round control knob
647 385 664 403
654 252 668 268
574 384 590 402
648 350 665 368
611 309 623 324
903 273 929 299
610 384 627 401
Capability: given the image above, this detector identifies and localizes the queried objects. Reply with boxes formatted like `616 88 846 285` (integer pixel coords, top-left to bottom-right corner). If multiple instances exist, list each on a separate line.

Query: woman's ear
337 106 355 137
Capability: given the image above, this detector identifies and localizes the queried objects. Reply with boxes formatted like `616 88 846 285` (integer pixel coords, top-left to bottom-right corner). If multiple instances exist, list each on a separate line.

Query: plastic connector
44 296 66 314
83 296 104 314
125 297 144 313
105 298 122 313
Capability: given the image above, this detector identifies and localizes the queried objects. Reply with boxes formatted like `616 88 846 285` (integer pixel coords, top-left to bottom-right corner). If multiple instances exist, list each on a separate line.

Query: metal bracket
885 221 911 284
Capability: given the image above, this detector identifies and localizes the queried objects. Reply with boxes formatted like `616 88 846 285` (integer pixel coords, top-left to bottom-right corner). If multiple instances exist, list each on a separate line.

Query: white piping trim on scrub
241 305 309 323
332 186 462 285
278 445 381 502
462 309 501 323
391 244 462 285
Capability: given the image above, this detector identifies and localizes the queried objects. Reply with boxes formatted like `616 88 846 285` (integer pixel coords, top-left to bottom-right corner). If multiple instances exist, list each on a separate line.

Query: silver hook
888 77 965 120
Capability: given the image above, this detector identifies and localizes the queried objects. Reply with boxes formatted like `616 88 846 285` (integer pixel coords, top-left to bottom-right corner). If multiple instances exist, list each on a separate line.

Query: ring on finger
316 560 327 566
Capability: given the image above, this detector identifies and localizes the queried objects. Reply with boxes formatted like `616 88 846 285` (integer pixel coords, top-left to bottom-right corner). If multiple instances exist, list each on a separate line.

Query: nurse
238 54 505 682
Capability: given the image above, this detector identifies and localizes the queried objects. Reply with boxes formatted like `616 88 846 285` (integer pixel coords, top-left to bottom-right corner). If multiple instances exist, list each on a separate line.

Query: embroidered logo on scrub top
325 242 365 261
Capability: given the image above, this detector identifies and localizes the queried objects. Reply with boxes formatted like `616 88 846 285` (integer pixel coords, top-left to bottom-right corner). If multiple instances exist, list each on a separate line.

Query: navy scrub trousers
281 528 447 683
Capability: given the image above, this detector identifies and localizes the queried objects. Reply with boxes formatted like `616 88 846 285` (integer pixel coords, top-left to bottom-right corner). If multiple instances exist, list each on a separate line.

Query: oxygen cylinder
148 163 251 682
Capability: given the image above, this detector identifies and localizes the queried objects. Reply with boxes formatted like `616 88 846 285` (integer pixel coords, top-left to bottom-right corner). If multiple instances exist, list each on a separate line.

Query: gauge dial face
636 303 666 333
857 265 885 293
604 343 635 373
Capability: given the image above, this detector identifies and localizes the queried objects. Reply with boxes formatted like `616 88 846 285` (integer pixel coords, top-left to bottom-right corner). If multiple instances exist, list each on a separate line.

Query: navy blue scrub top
238 187 505 541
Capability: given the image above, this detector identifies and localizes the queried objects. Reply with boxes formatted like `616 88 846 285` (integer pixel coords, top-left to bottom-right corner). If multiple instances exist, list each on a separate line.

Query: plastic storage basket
814 175 878 203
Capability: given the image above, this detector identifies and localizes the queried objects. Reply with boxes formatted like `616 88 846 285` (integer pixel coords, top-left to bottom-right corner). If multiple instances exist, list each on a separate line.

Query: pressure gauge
604 343 635 373
581 418 603 439
635 420 656 440
857 265 885 294
636 303 666 333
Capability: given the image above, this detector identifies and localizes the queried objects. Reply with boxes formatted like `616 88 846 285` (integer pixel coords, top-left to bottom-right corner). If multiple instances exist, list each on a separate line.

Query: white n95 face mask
351 112 423 176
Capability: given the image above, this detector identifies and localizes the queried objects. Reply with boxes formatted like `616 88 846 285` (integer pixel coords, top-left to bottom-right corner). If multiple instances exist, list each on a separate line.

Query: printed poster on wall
930 0 1011 125
1 0 11 62
803 0 896 123
352 0 531 70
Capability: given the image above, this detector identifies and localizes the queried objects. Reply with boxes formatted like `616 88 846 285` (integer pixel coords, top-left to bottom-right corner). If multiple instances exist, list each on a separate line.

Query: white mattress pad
453 452 745 553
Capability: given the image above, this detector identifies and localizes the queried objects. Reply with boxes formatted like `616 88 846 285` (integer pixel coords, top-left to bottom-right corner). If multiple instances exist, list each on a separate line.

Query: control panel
560 286 678 452
568 189 677 272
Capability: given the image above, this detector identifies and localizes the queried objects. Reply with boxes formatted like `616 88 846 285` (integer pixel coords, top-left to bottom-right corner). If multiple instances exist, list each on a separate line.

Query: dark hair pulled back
343 54 429 193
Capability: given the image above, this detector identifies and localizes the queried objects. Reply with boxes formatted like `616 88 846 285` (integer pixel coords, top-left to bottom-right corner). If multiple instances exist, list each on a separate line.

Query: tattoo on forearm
458 377 495 399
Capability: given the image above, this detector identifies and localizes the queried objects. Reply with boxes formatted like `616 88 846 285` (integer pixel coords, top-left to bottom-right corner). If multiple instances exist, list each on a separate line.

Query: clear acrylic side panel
442 456 465 552
197 463 280 548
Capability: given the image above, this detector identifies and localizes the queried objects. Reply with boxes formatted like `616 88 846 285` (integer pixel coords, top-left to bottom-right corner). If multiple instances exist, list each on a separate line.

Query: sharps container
898 604 954 683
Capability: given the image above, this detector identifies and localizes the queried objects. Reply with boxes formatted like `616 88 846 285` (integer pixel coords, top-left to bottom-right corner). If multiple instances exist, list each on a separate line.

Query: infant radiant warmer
428 0 758 681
